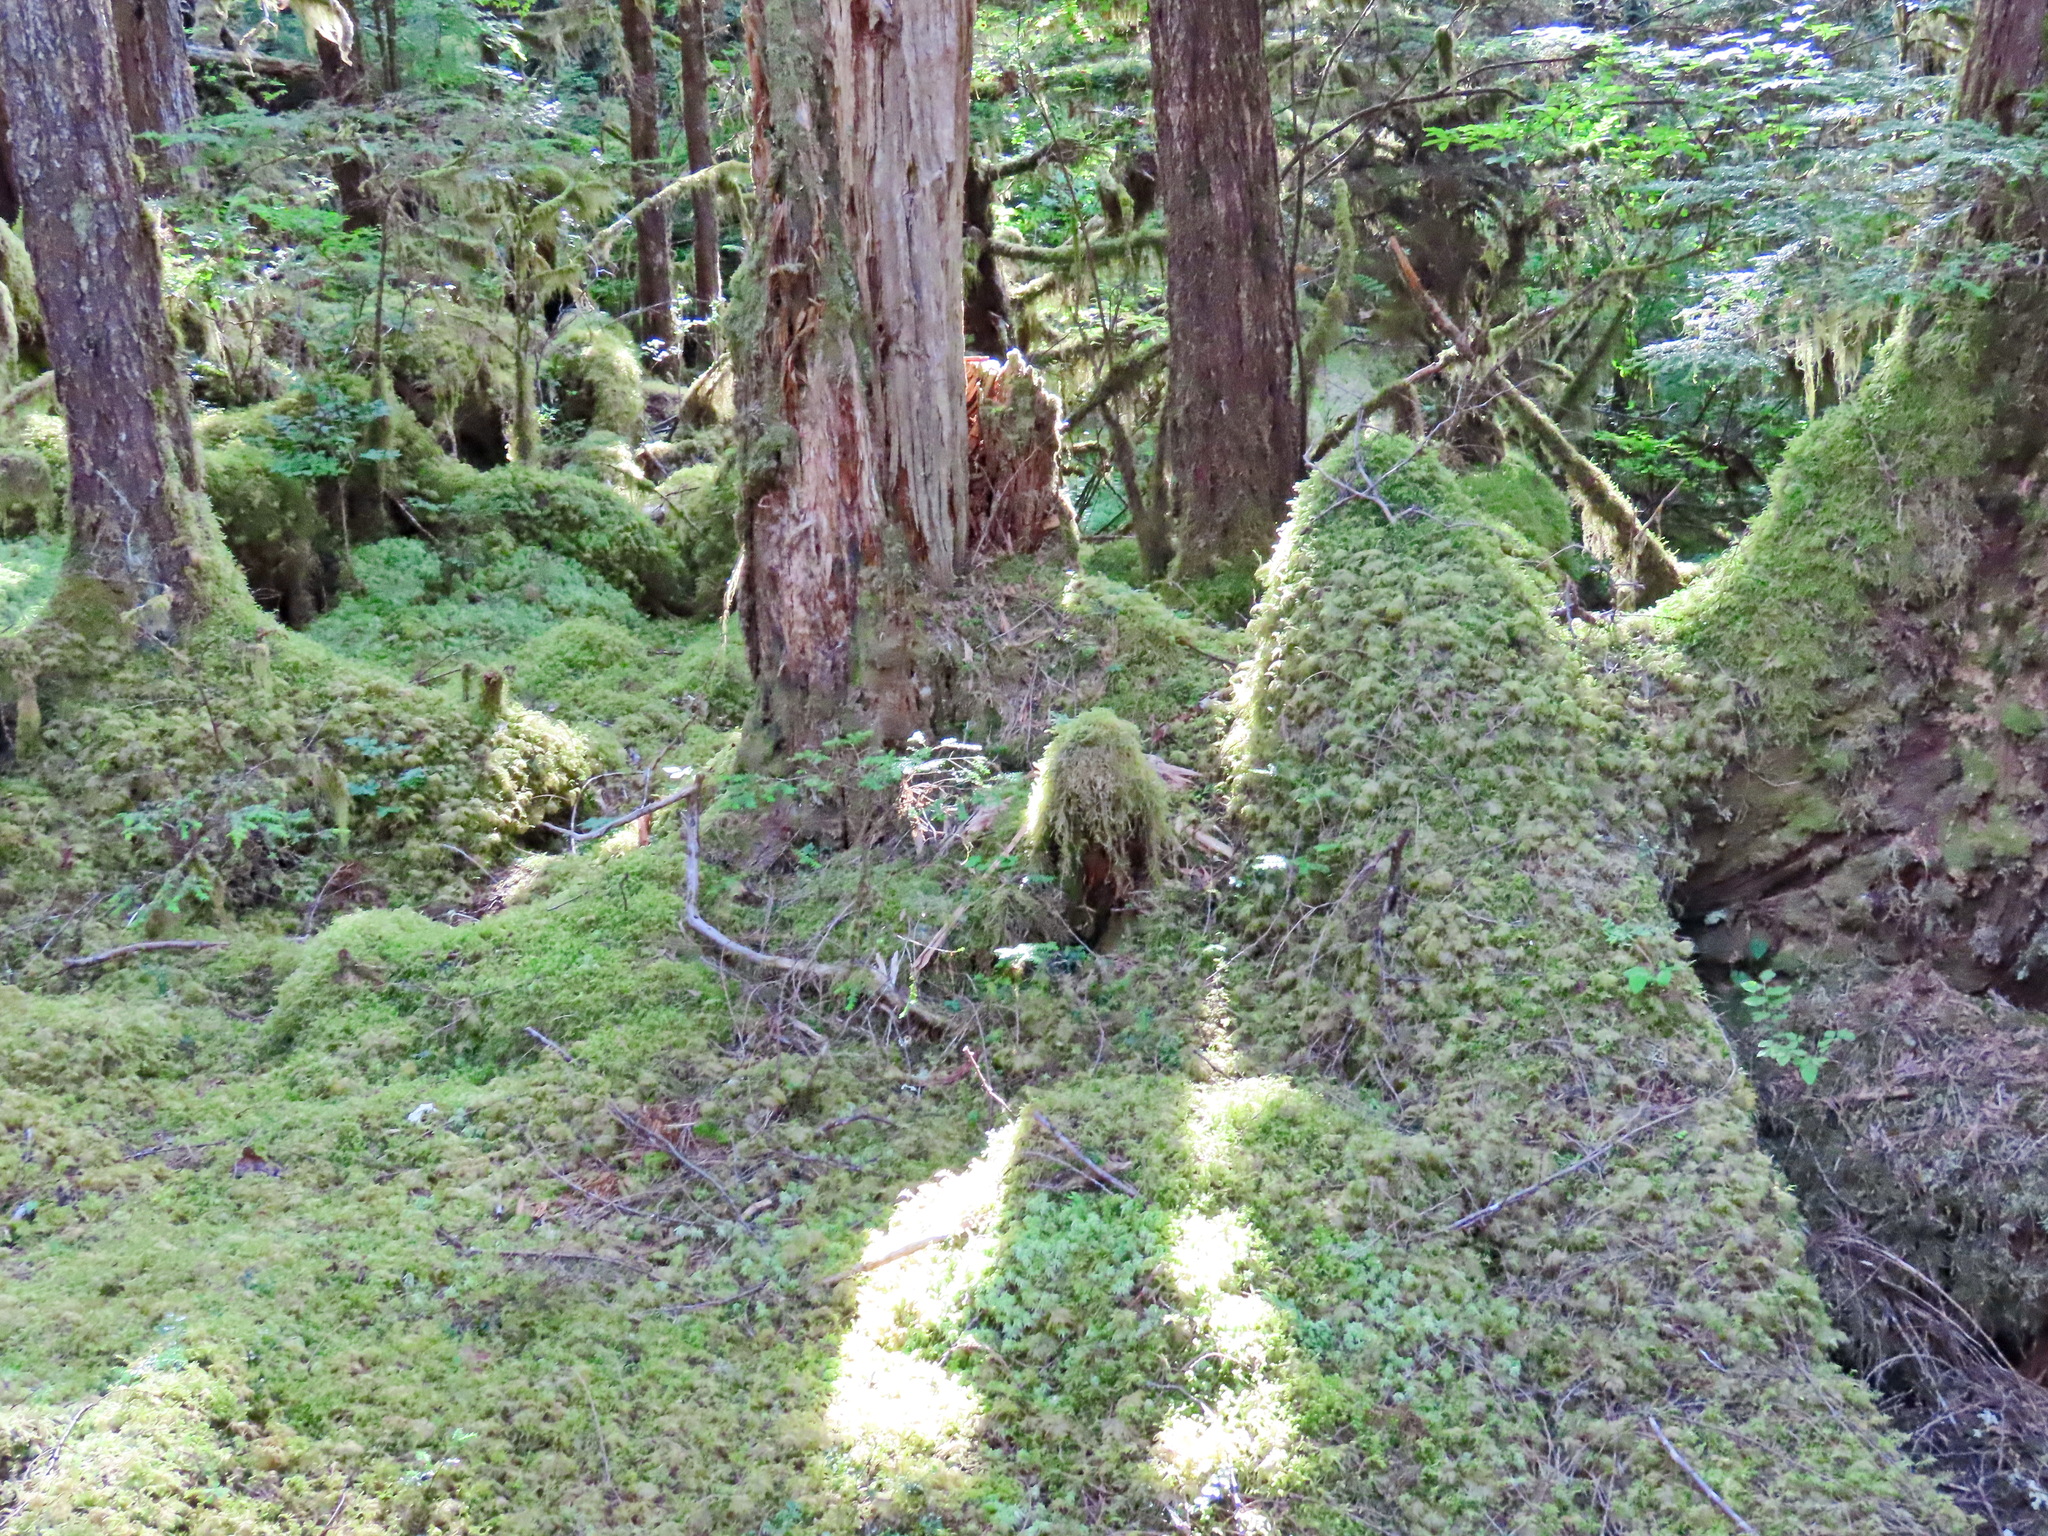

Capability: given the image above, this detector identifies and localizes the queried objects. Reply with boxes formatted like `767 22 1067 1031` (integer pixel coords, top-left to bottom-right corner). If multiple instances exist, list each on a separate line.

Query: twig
315 1491 349 1536
815 1229 969 1288
558 787 696 850
679 800 948 1029
964 1047 1011 1115
608 1103 743 1216
1647 1417 1758 1534
1433 1101 1698 1236
1063 338 1169 429
580 1375 612 1488
524 1025 578 1065
61 939 226 970
1031 1110 1141 1200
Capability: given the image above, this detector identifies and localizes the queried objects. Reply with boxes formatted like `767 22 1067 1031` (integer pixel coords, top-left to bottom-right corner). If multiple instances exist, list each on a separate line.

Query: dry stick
524 1025 577 1065
1031 1110 1141 1201
580 1375 613 1488
1647 1417 1759 1535
1382 236 1684 606
679 801 949 1029
814 1229 971 1289
608 1103 743 1216
61 939 227 970
315 1491 349 1536
545 786 696 850
1433 1101 1699 1237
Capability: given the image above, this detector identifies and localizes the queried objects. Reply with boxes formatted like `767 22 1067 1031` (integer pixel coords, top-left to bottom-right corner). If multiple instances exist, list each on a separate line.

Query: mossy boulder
542 311 647 440
445 465 695 616
1024 707 1167 936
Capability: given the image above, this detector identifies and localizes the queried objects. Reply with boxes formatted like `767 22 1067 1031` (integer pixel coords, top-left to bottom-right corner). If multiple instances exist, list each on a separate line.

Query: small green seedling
1734 966 1794 1027
1757 1027 1856 1086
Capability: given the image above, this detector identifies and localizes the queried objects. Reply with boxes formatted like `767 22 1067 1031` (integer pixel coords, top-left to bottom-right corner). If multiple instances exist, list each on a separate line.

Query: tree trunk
0 0 218 635
732 0 973 765
832 0 973 583
111 0 200 193
963 159 1010 356
1150 0 1299 584
315 3 379 231
676 0 723 330
620 0 678 382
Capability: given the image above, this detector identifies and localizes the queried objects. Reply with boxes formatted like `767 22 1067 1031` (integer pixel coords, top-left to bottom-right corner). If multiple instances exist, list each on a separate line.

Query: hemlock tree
620 0 679 378
111 0 200 192
731 0 974 763
0 0 225 638
675 0 723 331
1150 0 1299 588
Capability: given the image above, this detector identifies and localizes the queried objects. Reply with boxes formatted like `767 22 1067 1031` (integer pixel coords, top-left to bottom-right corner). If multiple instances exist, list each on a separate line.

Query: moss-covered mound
1211 433 1962 1531
0 608 599 976
445 467 696 618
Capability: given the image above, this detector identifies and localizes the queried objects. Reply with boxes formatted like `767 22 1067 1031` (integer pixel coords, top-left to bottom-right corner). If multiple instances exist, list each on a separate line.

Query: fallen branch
1647 1417 1758 1534
608 1103 743 1216
815 1229 970 1288
62 939 227 970
500 1247 654 1277
0 371 55 418
679 800 949 1030
1433 1101 1698 1236
1382 236 1684 608
1063 338 1168 430
524 1026 578 1065
186 41 322 82
986 227 1165 269
1310 348 1456 462
1032 1110 1141 1200
545 786 695 850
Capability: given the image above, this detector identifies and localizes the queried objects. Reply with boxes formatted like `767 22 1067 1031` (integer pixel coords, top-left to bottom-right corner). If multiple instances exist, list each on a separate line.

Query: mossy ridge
1213 433 1963 1531
0 606 600 976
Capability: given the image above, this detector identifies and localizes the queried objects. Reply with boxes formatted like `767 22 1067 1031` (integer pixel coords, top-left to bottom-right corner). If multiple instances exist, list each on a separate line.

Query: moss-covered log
1211 436 1963 1531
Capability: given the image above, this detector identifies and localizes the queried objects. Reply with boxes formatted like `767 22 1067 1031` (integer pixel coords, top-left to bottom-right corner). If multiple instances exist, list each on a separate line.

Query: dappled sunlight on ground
822 1116 1023 1467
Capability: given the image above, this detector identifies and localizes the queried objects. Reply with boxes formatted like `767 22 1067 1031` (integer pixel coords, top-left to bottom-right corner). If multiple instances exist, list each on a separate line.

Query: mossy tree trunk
111 0 200 194
620 0 679 381
731 0 974 765
1151 0 1300 584
0 0 221 637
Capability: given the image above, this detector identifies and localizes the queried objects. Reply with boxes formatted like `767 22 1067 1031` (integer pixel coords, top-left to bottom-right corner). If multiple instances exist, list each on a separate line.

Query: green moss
1209 430 1961 1531
651 453 741 618
446 466 694 617
1462 449 1574 554
0 534 61 637
2001 701 2044 738
1023 707 1168 897
0 450 55 537
542 313 647 441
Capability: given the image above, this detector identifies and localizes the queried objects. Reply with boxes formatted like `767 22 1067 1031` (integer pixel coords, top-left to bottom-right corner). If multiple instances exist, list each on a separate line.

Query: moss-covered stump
1215 435 1962 1532
1024 707 1167 938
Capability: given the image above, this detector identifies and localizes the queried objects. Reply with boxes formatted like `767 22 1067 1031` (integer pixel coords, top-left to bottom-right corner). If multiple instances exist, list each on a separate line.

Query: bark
0 0 215 633
111 0 201 193
315 4 379 231
1103 404 1171 580
963 159 1010 355
832 0 973 581
1150 0 1300 582
733 0 889 761
732 0 974 764
620 0 679 380
675 0 723 326
0 82 18 225
1956 0 2045 131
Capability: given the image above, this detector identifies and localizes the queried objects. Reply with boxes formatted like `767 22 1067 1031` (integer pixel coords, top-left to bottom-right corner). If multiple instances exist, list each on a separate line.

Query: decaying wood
965 353 1075 562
